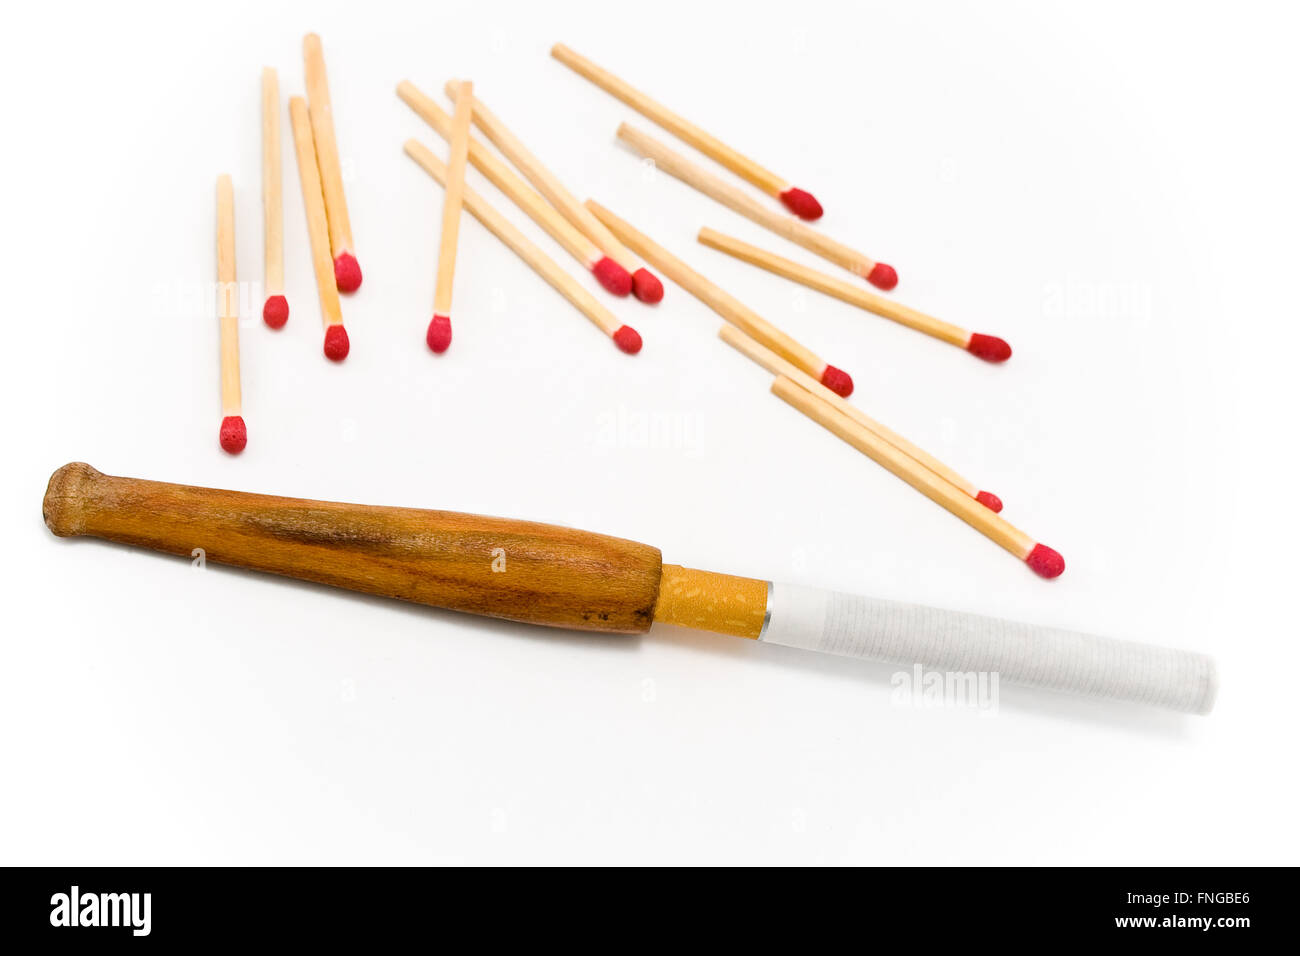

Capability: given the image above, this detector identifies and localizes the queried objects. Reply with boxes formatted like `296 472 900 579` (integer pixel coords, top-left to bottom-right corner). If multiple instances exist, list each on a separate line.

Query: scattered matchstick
617 123 897 291
425 80 474 354
585 199 852 395
700 228 1011 362
551 43 824 220
772 376 1062 577
405 140 641 354
443 81 663 305
719 325 1003 512
303 33 361 292
215 175 246 454
261 68 288 329
397 81 632 297
289 97 349 361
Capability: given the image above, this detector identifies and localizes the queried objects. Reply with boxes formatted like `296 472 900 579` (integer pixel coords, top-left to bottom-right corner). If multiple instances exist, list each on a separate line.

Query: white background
2 0 1297 865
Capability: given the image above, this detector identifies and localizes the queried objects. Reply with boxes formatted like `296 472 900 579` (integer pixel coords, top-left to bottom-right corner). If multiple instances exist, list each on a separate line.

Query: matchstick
289 97 349 361
397 81 633 297
442 80 663 305
700 228 1012 362
46 463 1211 711
551 43 824 220
405 140 642 354
585 198 853 395
424 80 474 354
618 123 898 291
771 376 1063 577
719 325 1003 511
261 68 288 329
303 33 361 292
215 175 246 454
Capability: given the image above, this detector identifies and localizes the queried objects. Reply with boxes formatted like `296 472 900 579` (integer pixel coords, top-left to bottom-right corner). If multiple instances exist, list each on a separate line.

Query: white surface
1 0 1297 865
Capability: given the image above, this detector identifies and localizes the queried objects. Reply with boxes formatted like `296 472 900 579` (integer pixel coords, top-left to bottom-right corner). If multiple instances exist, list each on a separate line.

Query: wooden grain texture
43 463 664 634
551 43 789 196
618 124 880 277
261 68 284 296
770 378 1036 559
585 199 825 374
397 80 604 270
289 97 343 329
405 140 622 338
303 33 354 257
699 228 969 347
215 175 240 416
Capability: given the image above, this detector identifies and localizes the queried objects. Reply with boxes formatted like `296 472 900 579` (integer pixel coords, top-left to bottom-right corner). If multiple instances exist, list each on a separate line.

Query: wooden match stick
397 80 633 298
719 325 1003 512
551 43 825 221
424 80 474 354
584 198 853 395
617 123 898 291
442 80 664 305
44 463 1214 711
771 376 1062 577
288 96 349 361
699 228 1012 363
215 175 246 454
260 68 288 330
405 140 642 354
303 33 361 292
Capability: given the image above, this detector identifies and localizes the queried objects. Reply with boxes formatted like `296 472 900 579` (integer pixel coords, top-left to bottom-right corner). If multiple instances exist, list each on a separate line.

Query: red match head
262 295 289 329
219 415 247 455
966 333 1012 363
592 256 632 297
866 262 898 291
426 314 452 354
975 490 1003 513
779 186 824 221
819 364 854 398
324 324 350 361
631 268 664 304
334 251 362 293
1025 543 1065 579
612 325 642 354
